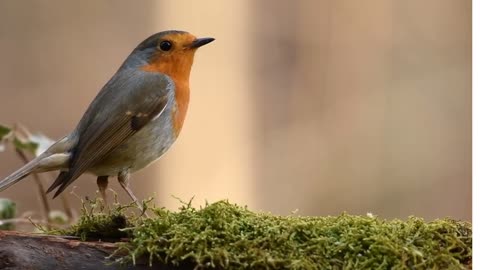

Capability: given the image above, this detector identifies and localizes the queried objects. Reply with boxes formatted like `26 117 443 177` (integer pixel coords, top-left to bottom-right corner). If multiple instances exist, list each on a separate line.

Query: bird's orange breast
141 52 193 137
170 80 190 137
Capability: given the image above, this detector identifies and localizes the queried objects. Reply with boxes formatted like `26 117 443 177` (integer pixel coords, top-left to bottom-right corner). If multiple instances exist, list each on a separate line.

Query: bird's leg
118 170 144 210
96 176 109 208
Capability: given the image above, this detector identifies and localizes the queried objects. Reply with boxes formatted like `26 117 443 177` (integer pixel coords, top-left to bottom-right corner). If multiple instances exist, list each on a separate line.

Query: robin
0 30 214 207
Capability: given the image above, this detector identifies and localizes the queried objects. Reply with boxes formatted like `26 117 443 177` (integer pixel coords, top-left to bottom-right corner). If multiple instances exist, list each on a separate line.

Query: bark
0 231 188 270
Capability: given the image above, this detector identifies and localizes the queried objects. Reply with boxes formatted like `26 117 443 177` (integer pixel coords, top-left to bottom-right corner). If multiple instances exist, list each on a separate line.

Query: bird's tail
0 156 42 192
0 153 70 192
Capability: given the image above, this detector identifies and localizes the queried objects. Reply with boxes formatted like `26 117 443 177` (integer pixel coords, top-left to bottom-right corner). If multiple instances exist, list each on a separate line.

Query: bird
0 30 214 207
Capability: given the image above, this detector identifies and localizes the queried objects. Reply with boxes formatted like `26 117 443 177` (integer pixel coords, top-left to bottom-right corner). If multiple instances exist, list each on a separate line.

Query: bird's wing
47 69 174 197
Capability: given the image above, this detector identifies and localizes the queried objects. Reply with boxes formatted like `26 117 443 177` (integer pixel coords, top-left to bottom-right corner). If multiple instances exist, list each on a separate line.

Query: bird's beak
189 37 215 49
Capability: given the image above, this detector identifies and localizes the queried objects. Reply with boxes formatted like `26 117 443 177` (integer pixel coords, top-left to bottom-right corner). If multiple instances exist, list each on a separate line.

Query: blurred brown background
0 0 471 221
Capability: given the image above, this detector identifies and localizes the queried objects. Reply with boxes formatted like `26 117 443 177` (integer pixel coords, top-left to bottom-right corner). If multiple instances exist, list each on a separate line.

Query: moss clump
57 198 133 241
61 199 472 269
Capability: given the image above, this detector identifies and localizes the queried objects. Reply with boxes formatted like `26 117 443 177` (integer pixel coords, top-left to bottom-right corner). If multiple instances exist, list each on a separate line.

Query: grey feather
47 69 174 198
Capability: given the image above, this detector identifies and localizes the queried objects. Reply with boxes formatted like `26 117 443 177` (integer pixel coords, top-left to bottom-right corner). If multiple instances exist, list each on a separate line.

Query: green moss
59 199 472 269
55 198 134 241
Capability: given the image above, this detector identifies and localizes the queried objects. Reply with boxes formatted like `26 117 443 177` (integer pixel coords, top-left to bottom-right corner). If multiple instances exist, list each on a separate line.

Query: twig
14 149 51 229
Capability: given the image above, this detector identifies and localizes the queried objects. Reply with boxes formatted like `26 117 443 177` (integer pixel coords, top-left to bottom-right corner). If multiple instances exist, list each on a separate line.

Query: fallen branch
0 231 190 270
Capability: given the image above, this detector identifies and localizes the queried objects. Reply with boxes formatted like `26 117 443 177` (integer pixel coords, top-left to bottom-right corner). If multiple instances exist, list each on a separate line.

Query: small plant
52 194 142 241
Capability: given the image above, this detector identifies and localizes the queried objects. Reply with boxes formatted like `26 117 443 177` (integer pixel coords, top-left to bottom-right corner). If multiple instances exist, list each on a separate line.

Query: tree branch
0 231 191 270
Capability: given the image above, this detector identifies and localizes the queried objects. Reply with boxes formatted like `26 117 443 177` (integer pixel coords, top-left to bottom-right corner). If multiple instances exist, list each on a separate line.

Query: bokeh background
0 0 471 222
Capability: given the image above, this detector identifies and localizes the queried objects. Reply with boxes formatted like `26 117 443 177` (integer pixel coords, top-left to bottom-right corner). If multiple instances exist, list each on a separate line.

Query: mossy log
0 200 472 269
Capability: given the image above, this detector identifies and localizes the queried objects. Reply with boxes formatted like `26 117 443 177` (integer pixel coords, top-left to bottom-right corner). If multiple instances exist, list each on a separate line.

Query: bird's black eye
159 41 172 51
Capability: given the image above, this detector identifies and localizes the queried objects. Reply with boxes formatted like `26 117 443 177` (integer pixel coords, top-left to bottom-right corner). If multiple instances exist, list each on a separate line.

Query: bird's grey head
120 30 214 70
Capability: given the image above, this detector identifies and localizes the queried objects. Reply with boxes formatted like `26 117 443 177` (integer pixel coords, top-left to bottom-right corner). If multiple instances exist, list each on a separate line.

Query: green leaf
13 137 39 154
0 124 11 140
0 198 16 230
